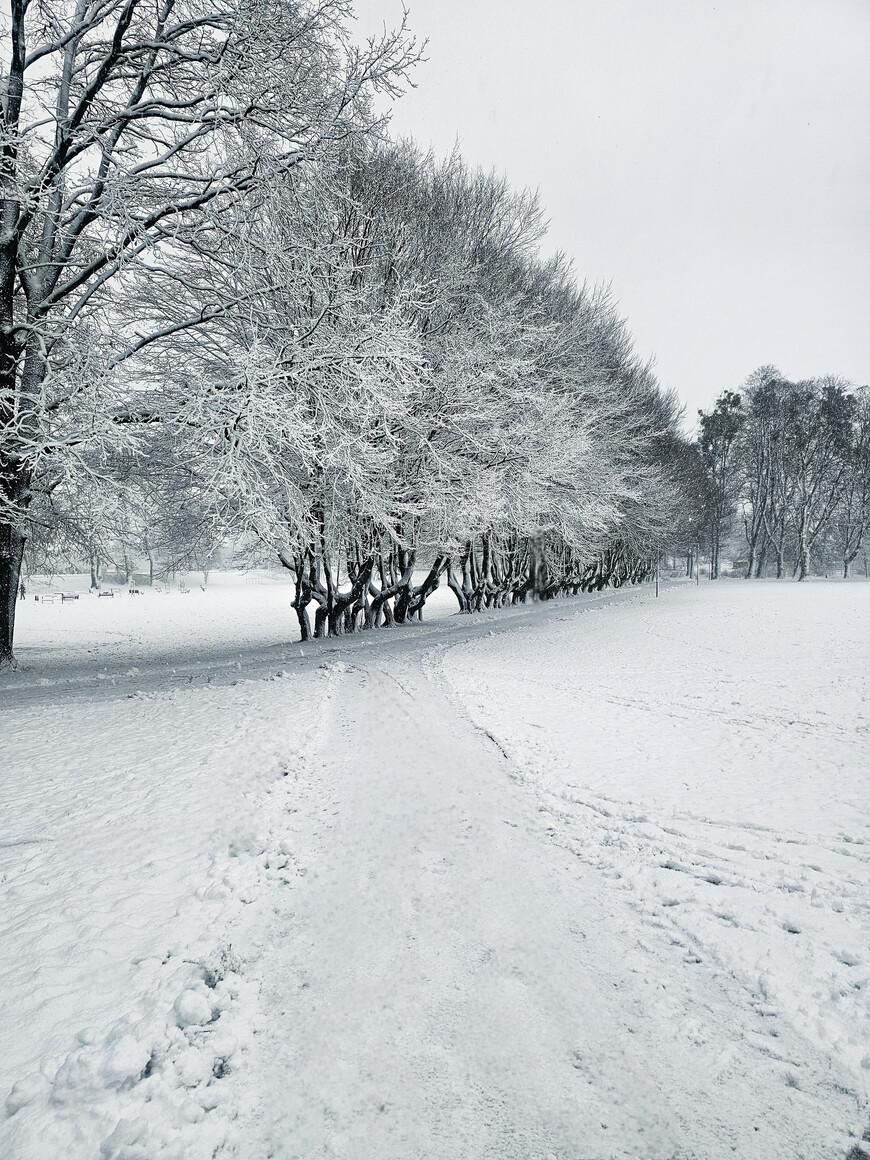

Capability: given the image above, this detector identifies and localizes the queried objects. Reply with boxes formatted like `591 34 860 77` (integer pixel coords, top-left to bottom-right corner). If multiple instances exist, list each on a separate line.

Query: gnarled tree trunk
0 522 26 666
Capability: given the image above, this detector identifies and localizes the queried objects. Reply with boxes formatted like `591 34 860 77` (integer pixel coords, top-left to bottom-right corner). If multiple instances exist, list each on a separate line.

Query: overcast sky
354 0 869 429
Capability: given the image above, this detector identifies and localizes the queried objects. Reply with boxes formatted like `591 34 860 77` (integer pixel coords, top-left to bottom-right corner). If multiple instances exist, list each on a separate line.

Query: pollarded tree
0 0 419 664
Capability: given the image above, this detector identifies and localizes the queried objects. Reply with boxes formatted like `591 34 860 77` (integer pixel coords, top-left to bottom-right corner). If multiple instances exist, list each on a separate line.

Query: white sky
354 0 869 428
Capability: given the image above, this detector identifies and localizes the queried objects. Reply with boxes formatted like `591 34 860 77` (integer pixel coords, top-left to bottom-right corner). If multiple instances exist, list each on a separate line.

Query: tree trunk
296 602 312 641
754 537 768 578
325 557 374 637
446 557 469 612
406 554 447 619
365 550 413 628
460 544 475 610
392 549 416 624
90 550 101 590
797 543 810 581
796 512 810 581
774 528 786 578
0 523 26 666
279 549 313 642
314 605 328 637
0 388 34 660
745 514 766 578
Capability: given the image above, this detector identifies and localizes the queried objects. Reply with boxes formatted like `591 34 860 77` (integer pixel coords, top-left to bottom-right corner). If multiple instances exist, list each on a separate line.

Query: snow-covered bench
61 592 79 602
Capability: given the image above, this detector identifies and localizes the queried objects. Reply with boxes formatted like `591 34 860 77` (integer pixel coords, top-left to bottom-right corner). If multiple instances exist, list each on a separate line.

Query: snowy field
4 571 458 691
2 580 869 1159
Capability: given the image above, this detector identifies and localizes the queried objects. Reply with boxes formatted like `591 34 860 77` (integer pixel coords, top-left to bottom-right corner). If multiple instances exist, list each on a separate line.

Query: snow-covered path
239 633 866 1160
2 582 869 1159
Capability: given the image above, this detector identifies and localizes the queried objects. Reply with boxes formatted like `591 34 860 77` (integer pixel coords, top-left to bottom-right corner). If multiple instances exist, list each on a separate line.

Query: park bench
40 593 58 604
61 592 79 602
98 590 115 598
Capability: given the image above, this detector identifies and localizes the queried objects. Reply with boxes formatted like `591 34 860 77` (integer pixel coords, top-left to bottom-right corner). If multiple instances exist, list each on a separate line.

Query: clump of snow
4 1075 50 1117
173 991 213 1029
3 946 259 1158
102 1036 151 1085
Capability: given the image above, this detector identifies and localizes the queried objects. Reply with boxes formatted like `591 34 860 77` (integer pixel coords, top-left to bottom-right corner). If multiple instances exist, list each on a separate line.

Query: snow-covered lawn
5 570 459 691
443 582 870 1072
2 580 869 1158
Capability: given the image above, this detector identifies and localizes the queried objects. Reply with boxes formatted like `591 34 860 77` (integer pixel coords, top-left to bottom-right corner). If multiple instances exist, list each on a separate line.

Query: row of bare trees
1 1 700 662
700 367 870 579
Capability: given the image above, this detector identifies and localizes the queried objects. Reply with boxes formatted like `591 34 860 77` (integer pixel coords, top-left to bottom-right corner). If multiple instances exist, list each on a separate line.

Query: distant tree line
700 367 870 580
1 1 702 663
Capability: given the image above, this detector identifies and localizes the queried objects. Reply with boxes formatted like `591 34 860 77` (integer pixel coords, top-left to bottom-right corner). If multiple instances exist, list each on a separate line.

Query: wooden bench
98 590 115 598
61 592 79 602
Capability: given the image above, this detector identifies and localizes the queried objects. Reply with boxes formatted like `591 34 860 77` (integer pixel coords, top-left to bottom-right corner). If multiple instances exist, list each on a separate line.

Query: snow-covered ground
2 580 869 1159
4 570 459 692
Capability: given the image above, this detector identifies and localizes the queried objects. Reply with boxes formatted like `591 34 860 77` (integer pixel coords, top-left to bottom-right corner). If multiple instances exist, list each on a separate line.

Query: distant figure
19 580 25 600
